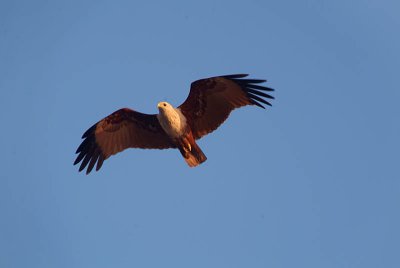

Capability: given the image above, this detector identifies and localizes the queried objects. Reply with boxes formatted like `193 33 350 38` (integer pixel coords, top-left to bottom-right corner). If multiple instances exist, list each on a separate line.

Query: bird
74 74 274 174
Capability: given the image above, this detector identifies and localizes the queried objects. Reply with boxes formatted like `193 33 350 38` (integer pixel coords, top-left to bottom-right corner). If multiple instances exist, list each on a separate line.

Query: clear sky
1 0 399 267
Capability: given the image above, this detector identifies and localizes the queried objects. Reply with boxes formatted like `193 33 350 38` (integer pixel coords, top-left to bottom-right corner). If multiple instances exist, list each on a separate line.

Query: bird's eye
163 103 167 107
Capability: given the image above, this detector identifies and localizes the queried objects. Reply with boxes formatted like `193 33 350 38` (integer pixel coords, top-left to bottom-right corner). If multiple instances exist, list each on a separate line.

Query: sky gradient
1 0 399 267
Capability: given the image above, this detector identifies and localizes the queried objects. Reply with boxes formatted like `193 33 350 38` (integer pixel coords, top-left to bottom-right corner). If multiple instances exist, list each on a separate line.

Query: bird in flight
74 74 274 174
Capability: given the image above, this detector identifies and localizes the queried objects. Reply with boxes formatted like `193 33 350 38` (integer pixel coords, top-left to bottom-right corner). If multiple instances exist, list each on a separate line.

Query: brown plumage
74 74 274 174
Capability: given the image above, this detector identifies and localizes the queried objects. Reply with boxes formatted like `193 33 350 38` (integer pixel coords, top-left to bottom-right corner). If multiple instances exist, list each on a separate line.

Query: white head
157 101 174 114
157 101 186 137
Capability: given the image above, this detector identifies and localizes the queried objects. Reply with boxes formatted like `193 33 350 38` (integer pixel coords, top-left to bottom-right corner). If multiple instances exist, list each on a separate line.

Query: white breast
157 107 187 138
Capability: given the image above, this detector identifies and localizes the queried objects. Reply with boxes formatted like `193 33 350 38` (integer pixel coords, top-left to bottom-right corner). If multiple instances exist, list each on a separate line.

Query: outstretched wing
178 74 274 139
74 108 175 174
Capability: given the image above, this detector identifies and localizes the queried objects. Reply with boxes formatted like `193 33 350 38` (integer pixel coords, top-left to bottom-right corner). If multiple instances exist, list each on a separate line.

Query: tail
177 138 207 167
183 141 207 167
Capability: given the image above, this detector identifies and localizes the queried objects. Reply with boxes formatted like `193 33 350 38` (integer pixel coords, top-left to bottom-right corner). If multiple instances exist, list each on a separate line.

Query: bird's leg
176 137 192 155
185 142 191 152
182 137 191 153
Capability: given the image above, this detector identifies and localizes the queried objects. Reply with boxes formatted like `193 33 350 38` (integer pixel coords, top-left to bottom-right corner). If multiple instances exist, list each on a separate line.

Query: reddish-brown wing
178 74 274 139
74 108 175 174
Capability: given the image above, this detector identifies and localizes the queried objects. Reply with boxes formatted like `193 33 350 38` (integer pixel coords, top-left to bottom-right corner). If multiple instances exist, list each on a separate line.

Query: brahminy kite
74 74 274 174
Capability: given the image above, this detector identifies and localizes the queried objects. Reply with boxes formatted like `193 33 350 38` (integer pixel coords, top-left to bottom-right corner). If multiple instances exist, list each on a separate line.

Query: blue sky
1 0 399 267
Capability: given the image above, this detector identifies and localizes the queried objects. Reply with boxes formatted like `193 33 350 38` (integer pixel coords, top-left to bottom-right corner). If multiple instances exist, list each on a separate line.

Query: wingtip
82 124 96 139
252 101 266 109
78 164 85 172
222 74 249 79
227 74 274 108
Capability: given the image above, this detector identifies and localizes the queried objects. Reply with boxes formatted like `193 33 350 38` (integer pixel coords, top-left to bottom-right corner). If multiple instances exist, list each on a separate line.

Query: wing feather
74 108 175 174
178 74 274 139
96 155 105 171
